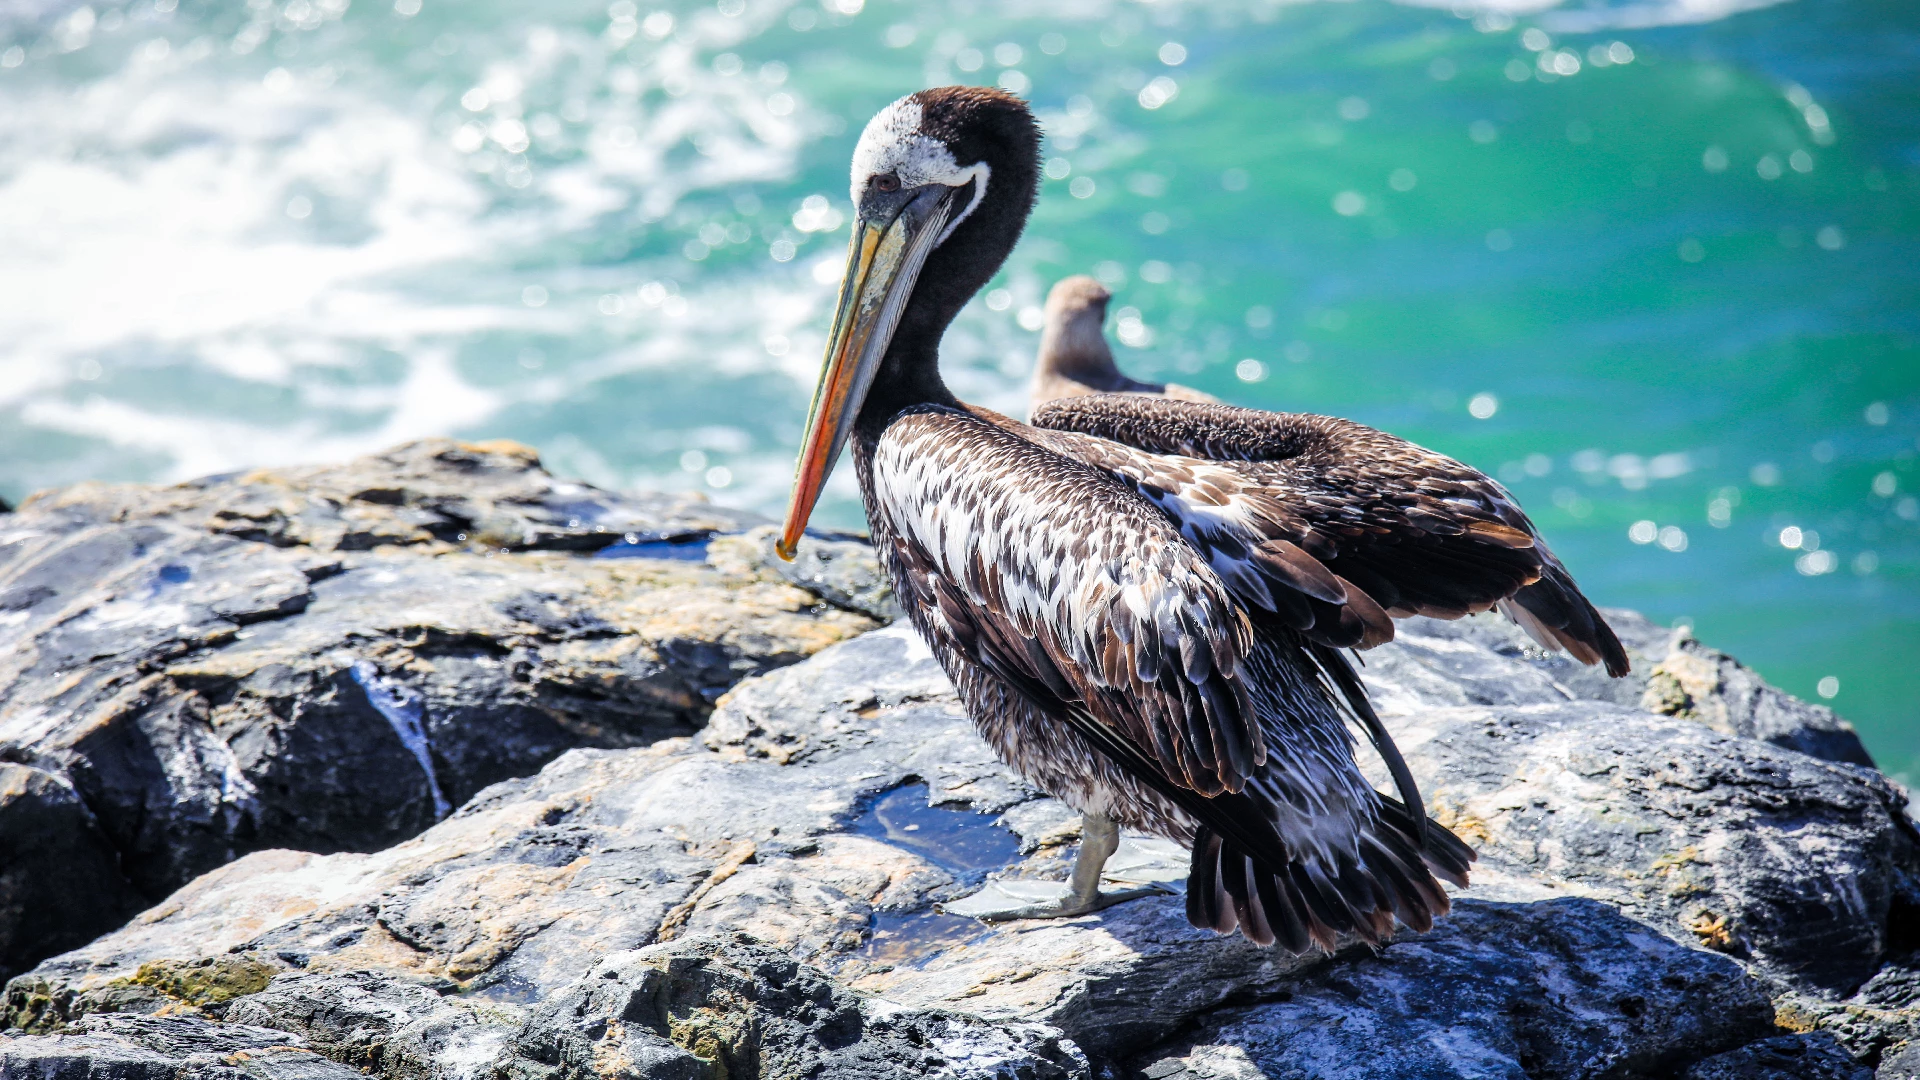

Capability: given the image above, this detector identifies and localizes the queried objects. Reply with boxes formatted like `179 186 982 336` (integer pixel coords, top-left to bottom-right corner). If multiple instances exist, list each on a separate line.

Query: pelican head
1030 275 1122 407
778 87 1040 559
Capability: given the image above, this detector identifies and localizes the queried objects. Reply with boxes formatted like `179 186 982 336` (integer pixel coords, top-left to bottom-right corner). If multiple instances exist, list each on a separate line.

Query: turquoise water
1 0 1914 777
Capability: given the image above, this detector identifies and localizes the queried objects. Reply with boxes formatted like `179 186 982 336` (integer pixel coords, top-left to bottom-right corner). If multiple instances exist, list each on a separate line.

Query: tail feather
1503 566 1631 678
1254 862 1311 952
1185 797 1476 953
1185 829 1234 934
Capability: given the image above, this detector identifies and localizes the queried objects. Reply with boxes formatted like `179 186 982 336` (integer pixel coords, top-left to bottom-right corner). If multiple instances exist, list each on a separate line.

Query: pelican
1030 275 1219 412
778 87 1627 949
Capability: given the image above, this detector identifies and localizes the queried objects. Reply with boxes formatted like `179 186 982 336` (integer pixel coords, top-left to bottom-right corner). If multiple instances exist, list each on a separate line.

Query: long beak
776 187 954 560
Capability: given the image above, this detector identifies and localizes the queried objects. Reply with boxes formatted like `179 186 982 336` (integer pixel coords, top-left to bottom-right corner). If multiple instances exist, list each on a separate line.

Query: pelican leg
955 814 1171 922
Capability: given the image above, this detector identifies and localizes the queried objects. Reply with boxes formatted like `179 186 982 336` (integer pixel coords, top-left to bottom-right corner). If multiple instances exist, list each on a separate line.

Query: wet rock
4 628 1306 1064
0 440 878 981
1130 898 1776 1080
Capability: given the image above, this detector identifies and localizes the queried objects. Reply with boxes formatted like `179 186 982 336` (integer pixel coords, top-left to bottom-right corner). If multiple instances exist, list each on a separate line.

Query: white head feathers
850 95 991 245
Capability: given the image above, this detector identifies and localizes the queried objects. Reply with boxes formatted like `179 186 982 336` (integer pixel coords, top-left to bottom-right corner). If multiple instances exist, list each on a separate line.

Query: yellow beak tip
774 539 800 562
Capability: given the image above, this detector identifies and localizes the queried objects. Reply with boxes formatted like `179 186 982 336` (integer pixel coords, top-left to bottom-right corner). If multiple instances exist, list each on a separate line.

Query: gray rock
0 440 878 981
709 526 903 622
519 933 1088 1080
0 765 137 974
1391 611 1873 766
1684 1034 1874 1080
5 448 1914 1078
1131 897 1776 1080
1388 700 1915 995
0 1014 359 1080
14 613 1913 1076
226 970 523 1080
1881 1039 1920 1080
15 936 1088 1080
1773 955 1920 1072
1639 633 1875 767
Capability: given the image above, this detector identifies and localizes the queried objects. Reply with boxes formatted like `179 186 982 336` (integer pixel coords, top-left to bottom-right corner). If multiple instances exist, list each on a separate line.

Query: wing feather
1032 394 1629 676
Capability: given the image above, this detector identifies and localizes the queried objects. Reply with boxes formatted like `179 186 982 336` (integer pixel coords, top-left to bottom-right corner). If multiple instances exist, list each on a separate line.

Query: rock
225 969 526 1080
517 932 1087 1080
9 936 1087 1080
1339 614 1918 997
710 526 903 622
1386 698 1915 995
5 447 1914 1078
1684 1033 1874 1080
1130 897 1776 1080
0 765 138 977
0 441 880 981
12 612 1913 1077
1773 954 1920 1074
1881 1039 1920 1080
19 439 762 555
0 1013 361 1080
1391 611 1873 767
1639 634 1875 767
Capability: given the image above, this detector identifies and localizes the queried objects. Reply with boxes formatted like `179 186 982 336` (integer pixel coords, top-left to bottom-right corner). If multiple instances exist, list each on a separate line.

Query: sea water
1 0 1913 777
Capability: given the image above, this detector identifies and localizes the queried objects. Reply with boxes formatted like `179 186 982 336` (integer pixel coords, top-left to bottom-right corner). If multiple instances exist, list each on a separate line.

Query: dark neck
856 102 1040 440
855 181 1028 438
857 335 956 432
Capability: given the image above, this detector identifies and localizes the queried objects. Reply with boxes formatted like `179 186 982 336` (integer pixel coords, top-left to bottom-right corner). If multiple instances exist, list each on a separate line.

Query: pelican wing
870 405 1268 797
1029 394 1628 675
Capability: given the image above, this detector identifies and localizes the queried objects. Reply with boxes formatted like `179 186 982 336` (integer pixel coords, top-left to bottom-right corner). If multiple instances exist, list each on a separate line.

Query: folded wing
872 404 1267 798
1030 394 1629 675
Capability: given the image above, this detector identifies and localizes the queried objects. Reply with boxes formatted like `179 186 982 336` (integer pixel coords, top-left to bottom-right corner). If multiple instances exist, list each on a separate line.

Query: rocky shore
2 441 1914 1079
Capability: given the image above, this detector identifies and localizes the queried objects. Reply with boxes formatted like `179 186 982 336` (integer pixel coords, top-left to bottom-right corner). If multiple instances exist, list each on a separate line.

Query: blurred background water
1 0 1914 777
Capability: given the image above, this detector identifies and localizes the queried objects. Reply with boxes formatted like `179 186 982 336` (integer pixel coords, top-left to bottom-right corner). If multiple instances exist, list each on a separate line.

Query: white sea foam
0 0 828 504
0 0 1796 514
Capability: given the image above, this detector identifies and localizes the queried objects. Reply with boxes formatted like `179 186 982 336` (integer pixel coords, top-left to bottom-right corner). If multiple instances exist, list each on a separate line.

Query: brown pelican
777 87 1627 949
1030 275 1220 412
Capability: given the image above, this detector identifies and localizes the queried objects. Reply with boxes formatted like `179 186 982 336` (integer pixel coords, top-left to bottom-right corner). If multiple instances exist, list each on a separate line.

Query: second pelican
1030 274 1218 412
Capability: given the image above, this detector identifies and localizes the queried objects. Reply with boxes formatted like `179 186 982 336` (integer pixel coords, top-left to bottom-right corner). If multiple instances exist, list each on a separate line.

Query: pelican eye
872 173 901 193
